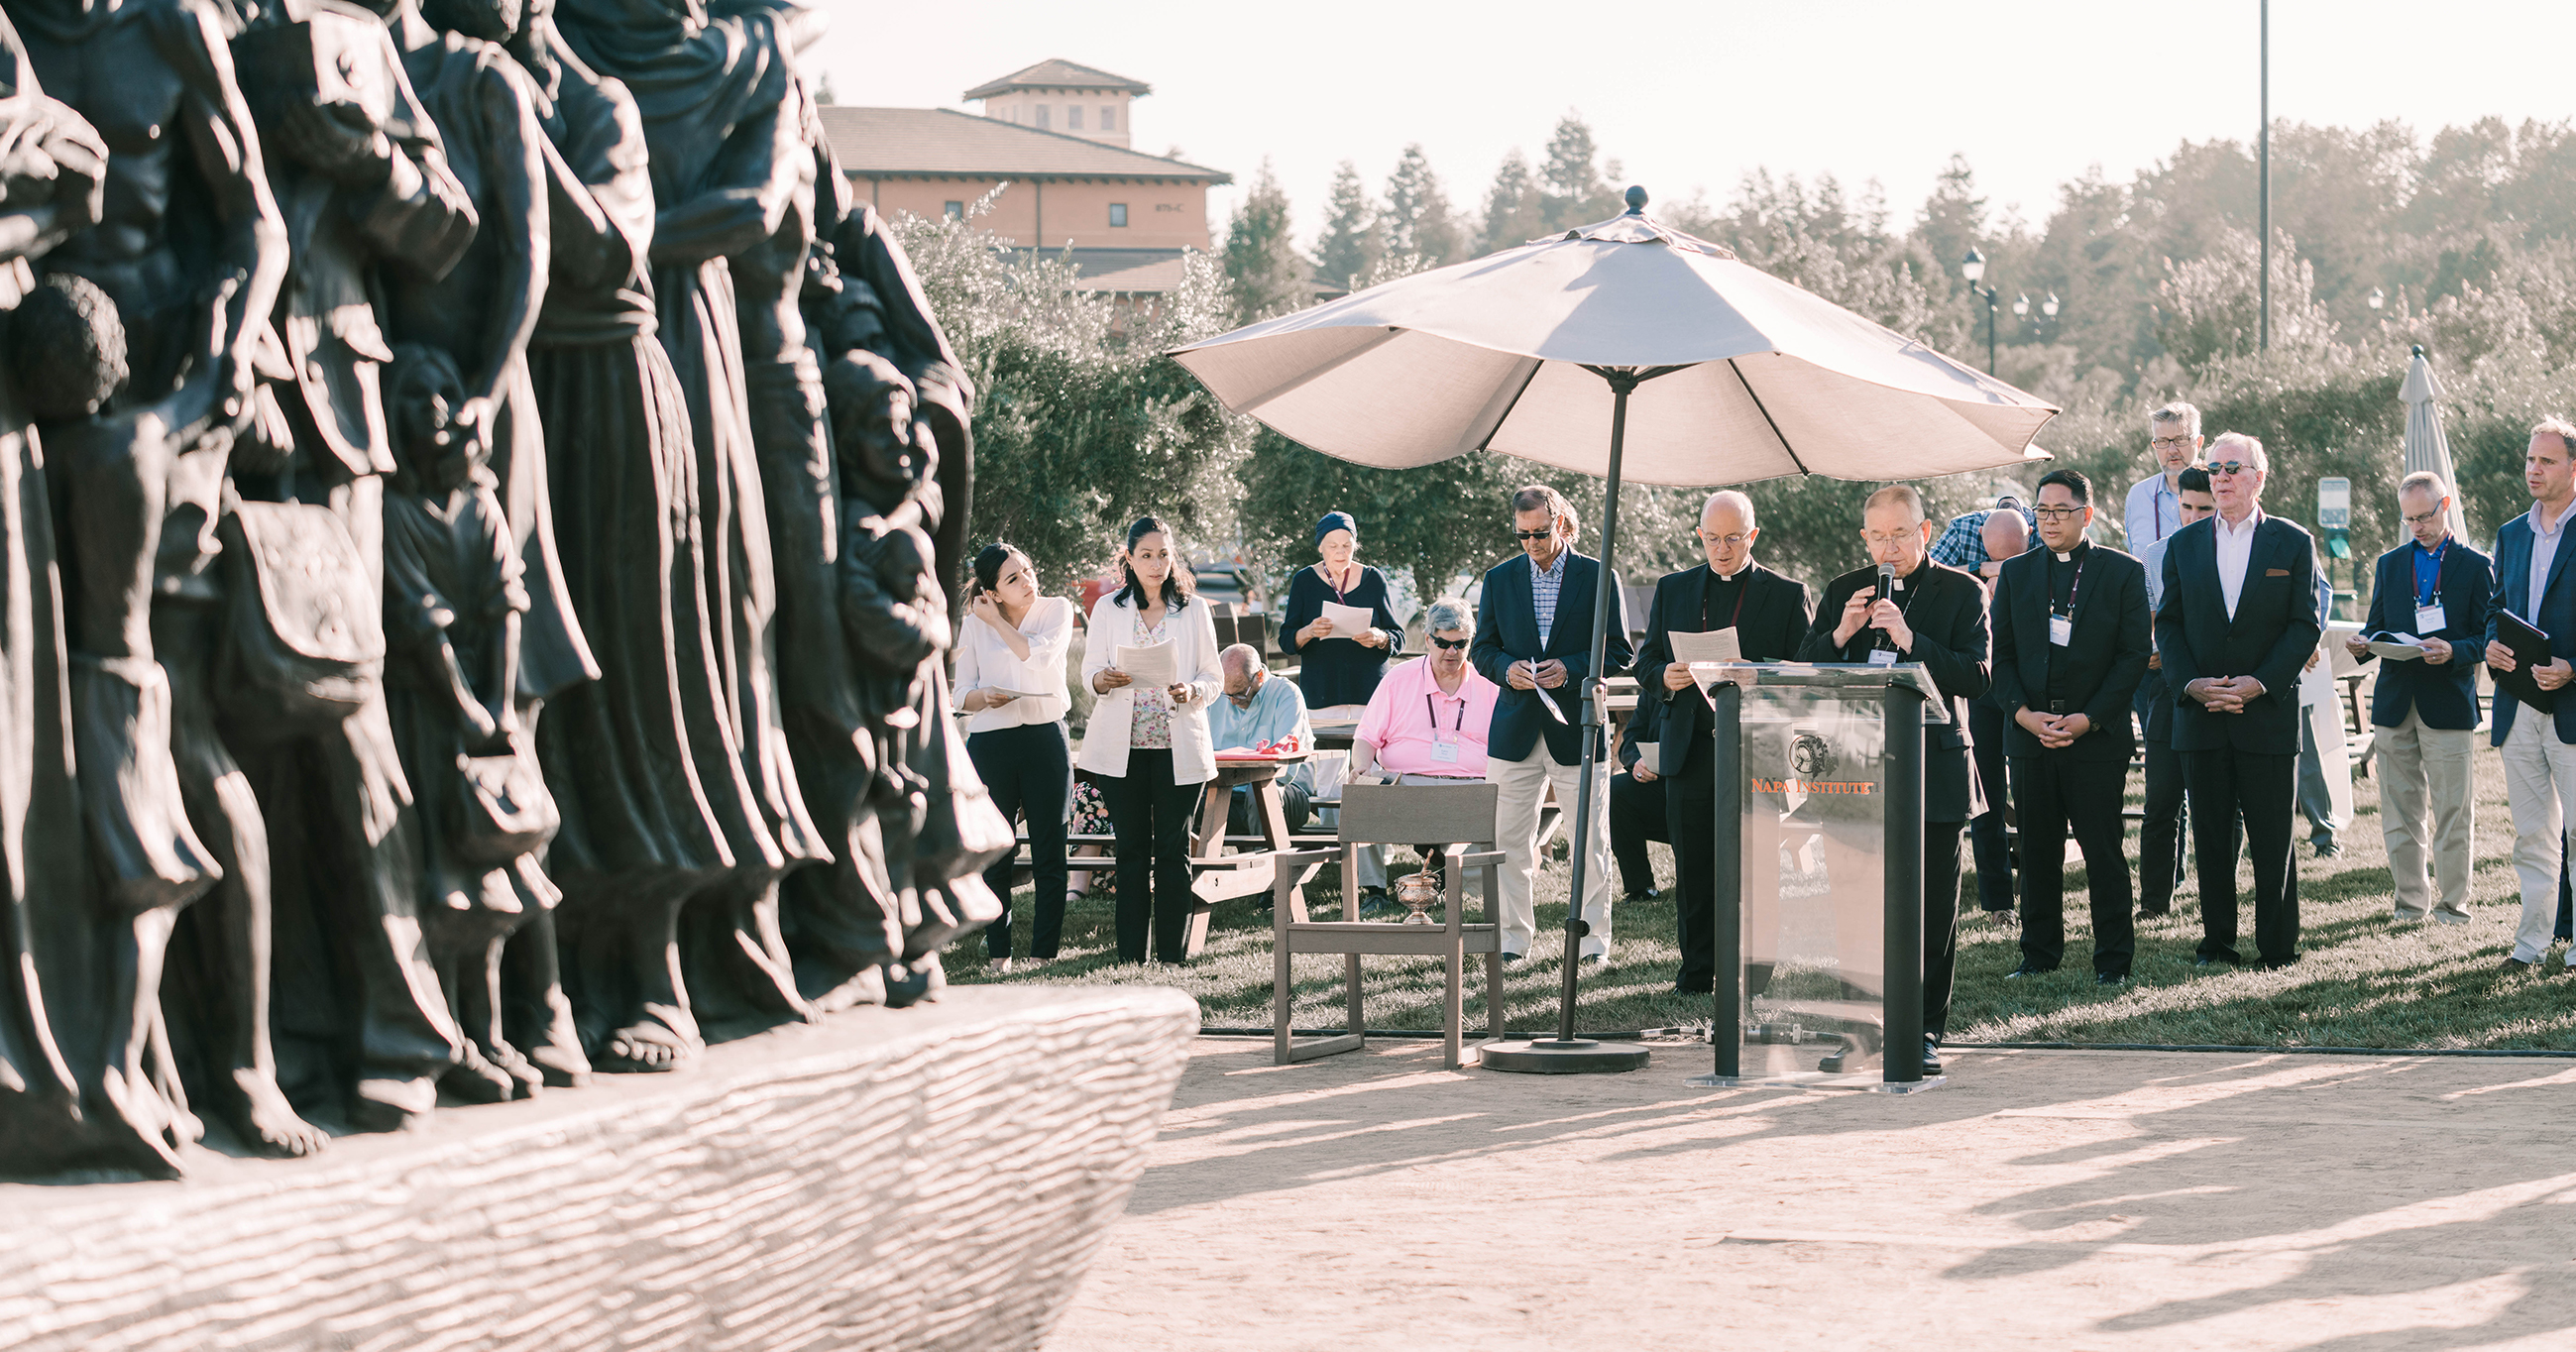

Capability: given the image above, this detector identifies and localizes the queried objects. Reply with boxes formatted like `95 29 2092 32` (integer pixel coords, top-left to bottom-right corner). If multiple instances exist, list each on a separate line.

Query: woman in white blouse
1077 515 1223 963
957 543 1075 970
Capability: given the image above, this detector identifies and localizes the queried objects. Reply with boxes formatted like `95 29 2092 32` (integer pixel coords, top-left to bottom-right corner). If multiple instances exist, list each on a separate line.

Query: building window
1065 105 1083 131
1109 203 1128 228
945 201 964 220
1100 106 1116 132
1033 104 1050 130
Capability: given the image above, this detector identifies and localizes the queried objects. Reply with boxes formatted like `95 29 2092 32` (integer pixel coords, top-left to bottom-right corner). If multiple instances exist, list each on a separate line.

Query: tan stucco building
820 59 1230 296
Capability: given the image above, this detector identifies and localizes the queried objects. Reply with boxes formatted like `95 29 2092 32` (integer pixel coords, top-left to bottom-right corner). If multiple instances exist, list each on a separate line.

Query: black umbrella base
1480 1038 1652 1074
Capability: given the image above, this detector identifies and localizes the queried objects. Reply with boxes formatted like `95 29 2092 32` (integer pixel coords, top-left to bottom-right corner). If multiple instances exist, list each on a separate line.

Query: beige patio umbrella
1172 188 2058 1071
2401 344 2469 543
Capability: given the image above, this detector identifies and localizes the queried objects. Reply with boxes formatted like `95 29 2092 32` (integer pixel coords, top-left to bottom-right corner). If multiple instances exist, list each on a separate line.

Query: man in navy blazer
1992 470 2152 984
1472 485 1631 962
2346 471 2493 925
2482 420 2576 971
1631 490 1812 995
2156 432 2321 969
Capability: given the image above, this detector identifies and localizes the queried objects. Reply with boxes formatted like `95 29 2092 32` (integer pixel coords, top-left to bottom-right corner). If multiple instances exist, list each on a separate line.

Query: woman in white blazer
1078 515 1223 962
957 542 1075 970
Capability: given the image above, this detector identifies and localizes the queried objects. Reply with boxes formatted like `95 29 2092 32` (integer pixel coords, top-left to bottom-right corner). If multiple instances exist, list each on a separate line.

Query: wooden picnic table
1173 753 1326 957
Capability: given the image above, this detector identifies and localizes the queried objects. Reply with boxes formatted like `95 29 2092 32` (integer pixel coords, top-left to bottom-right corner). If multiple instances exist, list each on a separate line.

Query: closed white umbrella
2401 344 2469 543
1173 188 2058 1071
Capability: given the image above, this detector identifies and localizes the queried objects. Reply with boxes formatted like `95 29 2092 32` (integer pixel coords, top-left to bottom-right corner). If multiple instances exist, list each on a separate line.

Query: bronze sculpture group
0 0 1000 1179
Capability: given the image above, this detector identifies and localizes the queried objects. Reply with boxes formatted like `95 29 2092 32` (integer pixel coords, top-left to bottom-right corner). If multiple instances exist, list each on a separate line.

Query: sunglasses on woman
1430 635 1470 650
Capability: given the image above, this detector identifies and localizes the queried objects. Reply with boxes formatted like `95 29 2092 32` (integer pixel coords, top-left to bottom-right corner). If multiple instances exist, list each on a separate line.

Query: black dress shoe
2004 962 2055 979
1672 980 1713 996
2502 956 2535 972
2190 956 2235 968
1502 952 1526 963
2094 970 2128 987
1922 1035 1944 1074
1624 886 1662 901
2138 905 2171 919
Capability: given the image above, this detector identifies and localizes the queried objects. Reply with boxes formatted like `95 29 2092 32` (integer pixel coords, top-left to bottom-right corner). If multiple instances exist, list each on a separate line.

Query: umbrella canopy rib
1729 357 1809 478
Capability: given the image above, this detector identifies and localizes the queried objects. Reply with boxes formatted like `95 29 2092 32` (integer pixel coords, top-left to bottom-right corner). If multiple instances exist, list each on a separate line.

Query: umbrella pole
1484 370 1651 1074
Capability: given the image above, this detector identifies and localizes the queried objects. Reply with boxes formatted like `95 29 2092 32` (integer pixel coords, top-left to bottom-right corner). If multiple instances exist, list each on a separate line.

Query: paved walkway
1052 1037 2576 1350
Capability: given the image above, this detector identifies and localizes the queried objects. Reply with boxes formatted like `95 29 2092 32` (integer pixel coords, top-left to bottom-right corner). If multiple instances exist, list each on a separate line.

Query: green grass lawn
951 747 2576 1050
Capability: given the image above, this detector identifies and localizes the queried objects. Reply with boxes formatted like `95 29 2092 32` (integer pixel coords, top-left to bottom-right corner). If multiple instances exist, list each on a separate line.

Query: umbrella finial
1624 185 1647 214
2412 344 2426 358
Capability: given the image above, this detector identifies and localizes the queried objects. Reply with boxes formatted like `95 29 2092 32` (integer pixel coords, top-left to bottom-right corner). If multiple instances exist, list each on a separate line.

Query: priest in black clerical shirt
1630 491 1812 996
1990 469 2153 984
1795 484 1991 1074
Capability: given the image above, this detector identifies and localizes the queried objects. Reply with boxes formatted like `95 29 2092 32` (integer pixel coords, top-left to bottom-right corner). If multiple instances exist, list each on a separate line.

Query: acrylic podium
1684 663 1949 1092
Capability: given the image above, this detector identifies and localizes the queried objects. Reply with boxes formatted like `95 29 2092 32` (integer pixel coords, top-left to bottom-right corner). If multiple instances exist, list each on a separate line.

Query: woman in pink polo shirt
1348 599 1501 897
1353 597 1502 781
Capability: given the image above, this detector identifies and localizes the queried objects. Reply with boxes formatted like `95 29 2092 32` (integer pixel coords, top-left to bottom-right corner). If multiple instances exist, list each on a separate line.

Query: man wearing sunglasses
2157 431 2321 971
1797 484 1992 1073
2125 402 2204 548
1473 486 1631 963
1991 470 2152 986
2347 471 2491 927
1630 491 1813 996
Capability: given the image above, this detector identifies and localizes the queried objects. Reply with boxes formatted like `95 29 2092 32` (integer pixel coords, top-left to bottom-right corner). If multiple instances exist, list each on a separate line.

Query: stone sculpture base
0 985 1198 1351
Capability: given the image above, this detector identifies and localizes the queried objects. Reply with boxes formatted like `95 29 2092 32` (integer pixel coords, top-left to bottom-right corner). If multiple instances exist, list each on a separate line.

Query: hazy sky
817 1 2576 254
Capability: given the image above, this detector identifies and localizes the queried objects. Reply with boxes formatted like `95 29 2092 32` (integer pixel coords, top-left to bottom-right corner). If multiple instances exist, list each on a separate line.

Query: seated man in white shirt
1349 598 1504 902
1209 643 1315 833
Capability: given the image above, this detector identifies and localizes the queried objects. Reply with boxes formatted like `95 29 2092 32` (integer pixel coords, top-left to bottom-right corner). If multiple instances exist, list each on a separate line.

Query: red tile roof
962 59 1152 101
821 107 1229 183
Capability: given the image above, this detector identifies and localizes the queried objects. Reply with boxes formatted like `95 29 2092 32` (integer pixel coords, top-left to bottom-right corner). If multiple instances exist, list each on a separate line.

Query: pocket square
2265 568 2291 576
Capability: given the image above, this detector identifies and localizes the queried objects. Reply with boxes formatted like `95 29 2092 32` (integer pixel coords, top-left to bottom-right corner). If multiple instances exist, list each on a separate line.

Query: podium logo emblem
1790 731 1835 780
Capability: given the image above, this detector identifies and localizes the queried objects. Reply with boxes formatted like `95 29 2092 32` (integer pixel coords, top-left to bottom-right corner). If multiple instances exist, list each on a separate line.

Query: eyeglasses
1510 528 1557 542
1862 530 1918 547
2032 506 2085 521
2208 461 2253 476
2403 509 2444 525
1429 635 1470 650
1696 530 1752 548
2151 435 2196 450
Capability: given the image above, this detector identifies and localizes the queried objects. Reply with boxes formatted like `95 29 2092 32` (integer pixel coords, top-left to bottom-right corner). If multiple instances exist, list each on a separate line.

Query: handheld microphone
1867 562 1896 650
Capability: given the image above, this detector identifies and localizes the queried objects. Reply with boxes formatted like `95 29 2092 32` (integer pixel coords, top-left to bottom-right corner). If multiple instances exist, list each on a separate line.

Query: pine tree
1313 161 1379 291
1478 149 1543 255
1538 113 1615 233
1915 153 1989 296
1222 160 1306 323
1381 144 1462 267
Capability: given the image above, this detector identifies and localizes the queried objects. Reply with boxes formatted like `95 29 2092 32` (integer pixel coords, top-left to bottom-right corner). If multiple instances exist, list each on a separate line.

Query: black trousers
1924 821 1965 1040
1665 753 1720 992
1965 701 2013 912
968 722 1072 960
1225 780 1312 836
1100 749 1204 962
1610 768 1669 896
2013 755 2136 975
2181 746 2300 966
2140 732 2190 912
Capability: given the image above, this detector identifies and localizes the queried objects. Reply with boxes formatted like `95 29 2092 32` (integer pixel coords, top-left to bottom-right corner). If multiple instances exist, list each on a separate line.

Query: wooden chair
1269 782 1506 1070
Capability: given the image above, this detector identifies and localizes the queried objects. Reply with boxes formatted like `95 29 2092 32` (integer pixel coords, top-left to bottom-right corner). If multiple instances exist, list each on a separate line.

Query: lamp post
1962 247 1998 374
2013 290 2061 336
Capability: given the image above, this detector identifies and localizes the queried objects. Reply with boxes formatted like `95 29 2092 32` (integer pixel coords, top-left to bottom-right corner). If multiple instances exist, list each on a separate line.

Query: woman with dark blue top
1280 511 1404 709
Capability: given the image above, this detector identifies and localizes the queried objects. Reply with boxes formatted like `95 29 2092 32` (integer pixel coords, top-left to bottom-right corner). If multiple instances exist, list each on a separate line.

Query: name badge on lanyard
1867 648 1900 667
1427 690 1464 761
2049 613 2073 647
2415 602 2445 635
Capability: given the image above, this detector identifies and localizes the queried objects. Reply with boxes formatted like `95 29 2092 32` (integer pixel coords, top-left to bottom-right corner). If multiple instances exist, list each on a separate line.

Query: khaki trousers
2498 713 2576 962
1487 746 1613 958
2376 708 2476 922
